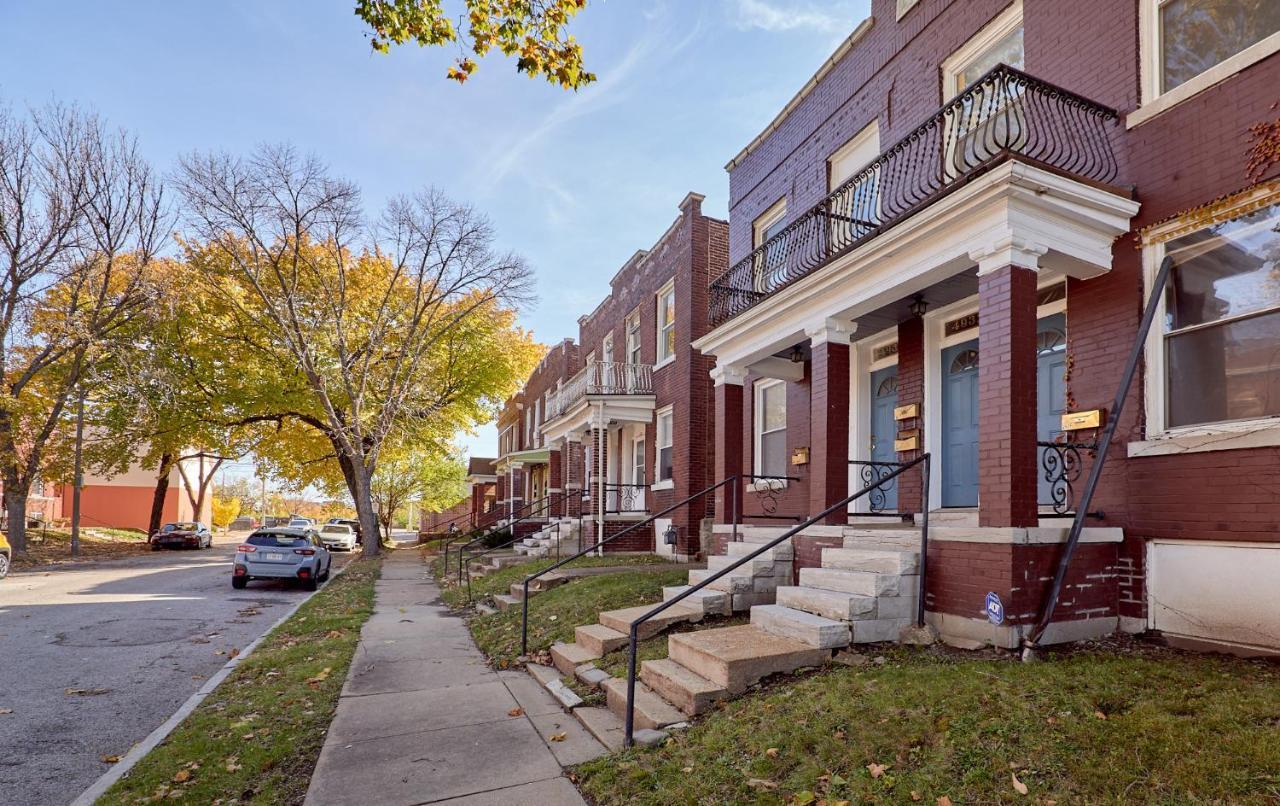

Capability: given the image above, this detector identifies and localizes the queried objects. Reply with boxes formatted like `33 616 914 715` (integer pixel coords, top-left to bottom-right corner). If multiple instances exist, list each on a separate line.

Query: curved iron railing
741 474 803 521
709 64 1120 327
604 483 650 514
1036 441 1104 519
519 476 742 657
620 454 932 748
847 460 904 514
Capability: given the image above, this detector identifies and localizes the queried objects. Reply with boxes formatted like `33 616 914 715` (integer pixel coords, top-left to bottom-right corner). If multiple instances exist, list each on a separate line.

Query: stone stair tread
662 585 732 617
725 541 793 560
798 566 907 597
639 658 727 715
751 604 851 649
550 641 600 675
821 547 920 574
667 624 830 694
603 677 687 730
573 706 625 752
598 602 701 640
776 585 876 620
687 568 753 593
493 593 520 611
575 623 629 656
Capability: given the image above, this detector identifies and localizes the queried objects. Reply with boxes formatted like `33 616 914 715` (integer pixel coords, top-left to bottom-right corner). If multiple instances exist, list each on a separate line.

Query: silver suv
233 528 331 591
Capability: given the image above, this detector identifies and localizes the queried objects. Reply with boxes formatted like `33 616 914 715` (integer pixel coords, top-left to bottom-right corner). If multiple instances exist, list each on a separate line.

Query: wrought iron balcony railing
545 361 654 420
709 64 1120 327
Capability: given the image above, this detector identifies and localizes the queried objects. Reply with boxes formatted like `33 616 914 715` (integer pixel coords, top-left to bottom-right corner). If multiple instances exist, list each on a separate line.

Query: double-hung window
827 122 881 247
1155 196 1280 430
754 380 787 478
656 282 676 366
941 1 1025 179
626 311 642 365
752 198 788 293
1138 0 1280 119
655 408 674 483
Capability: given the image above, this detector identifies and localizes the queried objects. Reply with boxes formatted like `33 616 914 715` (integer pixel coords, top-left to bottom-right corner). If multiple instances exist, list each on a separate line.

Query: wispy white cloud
729 0 859 34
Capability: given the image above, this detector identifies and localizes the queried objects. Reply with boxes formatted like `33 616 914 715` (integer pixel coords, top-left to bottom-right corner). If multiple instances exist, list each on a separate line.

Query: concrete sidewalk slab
304 550 590 806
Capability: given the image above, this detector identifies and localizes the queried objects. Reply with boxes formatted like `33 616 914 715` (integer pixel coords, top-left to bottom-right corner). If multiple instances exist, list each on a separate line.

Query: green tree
355 0 595 88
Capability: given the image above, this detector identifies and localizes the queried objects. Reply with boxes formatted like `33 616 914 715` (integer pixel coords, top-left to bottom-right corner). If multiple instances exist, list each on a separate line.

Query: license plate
266 552 285 561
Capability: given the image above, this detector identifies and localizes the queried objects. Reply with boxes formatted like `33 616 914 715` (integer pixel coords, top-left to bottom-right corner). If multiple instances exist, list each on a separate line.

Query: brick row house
493 1 1280 658
418 457 498 536
688 0 1280 655
491 194 728 560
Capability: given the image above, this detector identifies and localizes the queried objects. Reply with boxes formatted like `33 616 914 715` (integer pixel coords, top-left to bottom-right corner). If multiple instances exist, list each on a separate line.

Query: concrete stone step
842 529 921 550
851 616 914 644
776 585 875 621
598 602 702 641
639 658 727 716
686 568 753 594
493 594 521 611
798 566 914 597
731 591 778 612
490 554 527 568
706 554 788 577
574 706 625 752
667 624 829 695
550 641 600 675
751 604 851 649
522 537 541 547
602 677 686 730
821 547 920 574
733 527 791 544
662 585 731 617
575 623 628 656
724 540 793 561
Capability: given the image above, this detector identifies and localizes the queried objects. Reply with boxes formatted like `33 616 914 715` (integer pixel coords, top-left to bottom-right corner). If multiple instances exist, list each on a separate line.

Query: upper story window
754 379 788 478
942 1 1024 99
1136 1 1280 123
655 407 674 483
752 198 788 292
753 197 787 248
602 332 614 365
1157 197 1280 430
656 280 676 365
828 122 882 237
828 123 881 190
626 311 642 365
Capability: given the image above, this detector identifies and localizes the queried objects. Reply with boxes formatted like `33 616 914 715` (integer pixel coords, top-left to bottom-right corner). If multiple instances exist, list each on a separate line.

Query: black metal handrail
1036 440 1103 519
452 492 564 582
1025 257 1175 651
740 474 804 522
621 454 931 747
462 492 589 602
519 475 743 657
709 63 1120 327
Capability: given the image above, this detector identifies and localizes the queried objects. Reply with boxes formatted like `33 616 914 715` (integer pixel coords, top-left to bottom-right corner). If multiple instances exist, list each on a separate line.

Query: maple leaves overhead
355 0 596 89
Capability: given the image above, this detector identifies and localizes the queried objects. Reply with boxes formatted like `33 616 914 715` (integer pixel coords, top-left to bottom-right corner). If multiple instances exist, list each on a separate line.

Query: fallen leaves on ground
508 707 524 717
765 747 780 758
1012 771 1029 795
549 732 567 742
65 687 112 696
306 668 332 688
100 754 121 764
937 797 954 806
745 778 777 791
867 763 889 779
0 708 12 715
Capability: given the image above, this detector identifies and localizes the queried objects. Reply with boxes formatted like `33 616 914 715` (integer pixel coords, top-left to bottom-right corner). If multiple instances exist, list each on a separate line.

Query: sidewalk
304 549 604 806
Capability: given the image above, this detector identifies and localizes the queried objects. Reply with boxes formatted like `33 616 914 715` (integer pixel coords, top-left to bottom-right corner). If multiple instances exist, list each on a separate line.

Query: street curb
69 554 368 806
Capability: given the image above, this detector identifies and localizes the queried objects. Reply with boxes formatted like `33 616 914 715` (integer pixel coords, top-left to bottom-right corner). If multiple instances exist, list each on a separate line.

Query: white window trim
1135 187 1280 455
655 279 677 370
828 121 881 191
941 0 1023 100
653 405 674 489
602 332 614 365
896 0 919 21
753 197 787 248
625 310 642 365
1130 3 1280 129
753 378 787 479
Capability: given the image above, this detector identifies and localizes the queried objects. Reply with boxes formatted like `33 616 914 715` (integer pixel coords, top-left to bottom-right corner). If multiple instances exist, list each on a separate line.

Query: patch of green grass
574 642 1280 804
434 552 674 610
100 557 382 805
462 567 690 667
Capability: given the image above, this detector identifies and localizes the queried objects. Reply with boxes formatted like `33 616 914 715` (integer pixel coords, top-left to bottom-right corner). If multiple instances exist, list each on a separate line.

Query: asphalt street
0 533 360 806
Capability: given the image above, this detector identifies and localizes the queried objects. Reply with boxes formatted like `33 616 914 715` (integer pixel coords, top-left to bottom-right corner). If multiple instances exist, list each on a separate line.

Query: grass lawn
10 527 152 568
99 557 381 805
573 640 1280 804
430 553 688 668
432 551 673 610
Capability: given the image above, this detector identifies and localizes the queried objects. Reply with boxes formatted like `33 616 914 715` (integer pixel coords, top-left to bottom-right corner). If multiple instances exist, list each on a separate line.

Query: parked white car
318 523 357 551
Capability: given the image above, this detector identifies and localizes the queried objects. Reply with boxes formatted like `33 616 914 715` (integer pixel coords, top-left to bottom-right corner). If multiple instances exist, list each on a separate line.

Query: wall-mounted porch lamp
909 293 929 318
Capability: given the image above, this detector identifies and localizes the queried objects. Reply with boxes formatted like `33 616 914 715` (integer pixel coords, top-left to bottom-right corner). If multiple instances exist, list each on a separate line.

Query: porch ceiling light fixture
908 294 928 318
789 346 804 363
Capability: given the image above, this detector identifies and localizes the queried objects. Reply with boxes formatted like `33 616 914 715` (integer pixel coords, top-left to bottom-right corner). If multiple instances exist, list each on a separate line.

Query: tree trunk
336 449 381 558
2 475 29 555
149 452 174 535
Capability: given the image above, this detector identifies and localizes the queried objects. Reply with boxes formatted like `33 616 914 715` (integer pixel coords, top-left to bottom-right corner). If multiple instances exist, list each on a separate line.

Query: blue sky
1 0 869 463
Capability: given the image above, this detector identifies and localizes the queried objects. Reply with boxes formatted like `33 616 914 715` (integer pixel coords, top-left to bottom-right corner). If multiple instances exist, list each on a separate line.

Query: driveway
0 533 359 806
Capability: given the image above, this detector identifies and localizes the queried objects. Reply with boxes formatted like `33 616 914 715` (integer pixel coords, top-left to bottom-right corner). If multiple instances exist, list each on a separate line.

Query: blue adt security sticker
985 591 1004 625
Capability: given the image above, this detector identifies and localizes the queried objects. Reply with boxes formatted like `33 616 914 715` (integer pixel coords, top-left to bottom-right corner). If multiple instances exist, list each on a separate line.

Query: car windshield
321 525 350 534
163 523 199 532
248 533 311 548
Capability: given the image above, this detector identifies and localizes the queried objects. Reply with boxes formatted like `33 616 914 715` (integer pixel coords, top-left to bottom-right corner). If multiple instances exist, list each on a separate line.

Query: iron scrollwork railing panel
1038 441 1096 515
744 475 802 520
708 64 1120 327
849 460 899 513
605 483 649 514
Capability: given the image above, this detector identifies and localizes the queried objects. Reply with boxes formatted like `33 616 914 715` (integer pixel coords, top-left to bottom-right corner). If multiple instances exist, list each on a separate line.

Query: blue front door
941 337 980 507
868 366 899 511
1036 313 1068 504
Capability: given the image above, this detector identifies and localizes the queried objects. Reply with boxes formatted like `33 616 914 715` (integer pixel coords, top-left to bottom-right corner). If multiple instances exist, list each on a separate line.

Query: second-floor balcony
709 64 1121 328
545 361 654 422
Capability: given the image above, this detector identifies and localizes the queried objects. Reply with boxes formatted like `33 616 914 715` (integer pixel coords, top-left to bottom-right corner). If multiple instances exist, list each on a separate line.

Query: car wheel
303 575 318 592
232 576 247 590
0 552 10 580
151 543 162 551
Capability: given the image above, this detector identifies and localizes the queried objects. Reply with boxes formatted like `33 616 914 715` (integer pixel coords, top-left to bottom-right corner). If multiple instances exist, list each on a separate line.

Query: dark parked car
151 522 213 550
233 528 331 591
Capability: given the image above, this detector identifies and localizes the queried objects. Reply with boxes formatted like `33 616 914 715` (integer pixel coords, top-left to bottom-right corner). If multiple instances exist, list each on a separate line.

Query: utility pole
70 387 86 558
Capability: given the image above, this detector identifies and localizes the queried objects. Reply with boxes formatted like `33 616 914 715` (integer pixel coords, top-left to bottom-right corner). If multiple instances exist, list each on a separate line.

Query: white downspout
596 402 605 556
